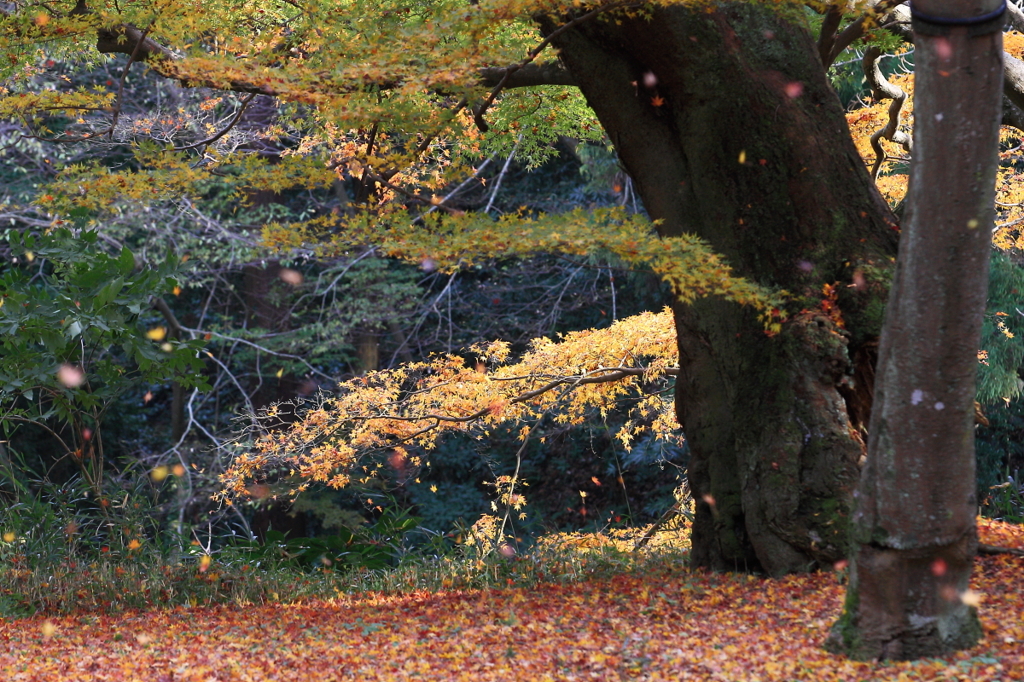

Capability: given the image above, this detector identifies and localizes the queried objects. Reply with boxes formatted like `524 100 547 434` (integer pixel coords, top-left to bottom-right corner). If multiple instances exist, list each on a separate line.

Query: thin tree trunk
828 0 1004 659
544 3 898 574
356 330 380 374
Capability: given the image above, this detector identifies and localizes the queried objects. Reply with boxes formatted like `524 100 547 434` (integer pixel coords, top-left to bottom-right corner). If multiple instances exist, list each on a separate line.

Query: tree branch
172 93 257 151
473 1 637 131
862 46 912 179
978 542 1024 557
92 24 576 99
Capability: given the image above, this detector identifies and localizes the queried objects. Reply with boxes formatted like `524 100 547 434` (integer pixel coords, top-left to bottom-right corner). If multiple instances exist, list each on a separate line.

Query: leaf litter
1 520 1021 681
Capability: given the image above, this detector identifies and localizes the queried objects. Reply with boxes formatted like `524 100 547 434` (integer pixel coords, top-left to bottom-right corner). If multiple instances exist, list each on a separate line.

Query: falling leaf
784 82 804 98
279 268 303 286
146 326 167 341
150 466 169 482
143 391 153 404
960 589 984 607
2 532 14 542
199 555 212 573
738 150 746 164
40 621 56 639
127 539 142 550
56 364 86 388
650 95 665 107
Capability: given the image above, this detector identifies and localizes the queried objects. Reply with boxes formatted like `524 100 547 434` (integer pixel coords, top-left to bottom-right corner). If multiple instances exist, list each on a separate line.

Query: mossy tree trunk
543 3 898 575
828 1 1003 659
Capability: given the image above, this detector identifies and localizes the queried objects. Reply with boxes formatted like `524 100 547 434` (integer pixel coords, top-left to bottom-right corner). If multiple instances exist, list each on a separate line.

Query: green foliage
0 228 207 400
229 507 420 572
0 228 208 491
976 398 1024 504
977 253 1024 404
474 85 605 169
981 470 1024 524
0 227 209 495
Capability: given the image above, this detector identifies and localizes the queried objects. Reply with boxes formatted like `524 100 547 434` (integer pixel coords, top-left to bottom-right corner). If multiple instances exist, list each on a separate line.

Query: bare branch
478 62 577 88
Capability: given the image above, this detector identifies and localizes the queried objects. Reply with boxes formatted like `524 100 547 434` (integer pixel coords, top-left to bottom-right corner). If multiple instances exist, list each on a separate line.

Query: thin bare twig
484 135 521 214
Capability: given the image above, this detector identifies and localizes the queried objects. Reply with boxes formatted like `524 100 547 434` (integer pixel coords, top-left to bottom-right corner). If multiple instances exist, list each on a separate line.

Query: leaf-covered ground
2 520 1021 681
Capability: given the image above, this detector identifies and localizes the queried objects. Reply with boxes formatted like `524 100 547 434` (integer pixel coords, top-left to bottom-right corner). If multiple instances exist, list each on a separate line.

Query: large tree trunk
828 1 1003 659
544 3 898 574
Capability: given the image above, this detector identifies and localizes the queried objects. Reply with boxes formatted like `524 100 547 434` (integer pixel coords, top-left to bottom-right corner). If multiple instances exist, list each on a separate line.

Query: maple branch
90 23 575 100
362 170 465 215
340 364 678 472
345 366 678 431
478 63 577 89
473 1 640 132
172 93 257 151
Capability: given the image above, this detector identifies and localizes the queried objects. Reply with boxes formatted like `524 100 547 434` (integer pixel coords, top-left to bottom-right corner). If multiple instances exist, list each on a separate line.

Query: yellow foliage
218 308 683 498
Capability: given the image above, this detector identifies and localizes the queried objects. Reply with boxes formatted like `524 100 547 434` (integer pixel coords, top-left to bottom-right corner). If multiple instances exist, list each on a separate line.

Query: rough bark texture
543 3 898 575
828 1 1003 659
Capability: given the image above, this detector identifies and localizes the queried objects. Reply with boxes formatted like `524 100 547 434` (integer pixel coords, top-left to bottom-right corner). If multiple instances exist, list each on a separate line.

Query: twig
484 135 521 214
178 324 336 382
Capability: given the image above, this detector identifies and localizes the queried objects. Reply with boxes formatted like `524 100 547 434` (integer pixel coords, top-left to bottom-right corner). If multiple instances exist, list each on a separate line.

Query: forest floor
0 520 1021 682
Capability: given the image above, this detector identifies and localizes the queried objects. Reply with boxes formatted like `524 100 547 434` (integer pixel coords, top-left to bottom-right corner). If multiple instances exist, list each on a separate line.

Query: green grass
0 523 691 618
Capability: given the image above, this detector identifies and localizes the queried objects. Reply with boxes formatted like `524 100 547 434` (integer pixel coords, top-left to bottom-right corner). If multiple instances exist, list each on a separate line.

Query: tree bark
828 0 1003 659
543 3 898 575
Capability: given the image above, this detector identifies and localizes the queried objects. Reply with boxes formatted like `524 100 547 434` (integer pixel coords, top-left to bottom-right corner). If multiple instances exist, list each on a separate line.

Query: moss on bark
544 2 897 575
